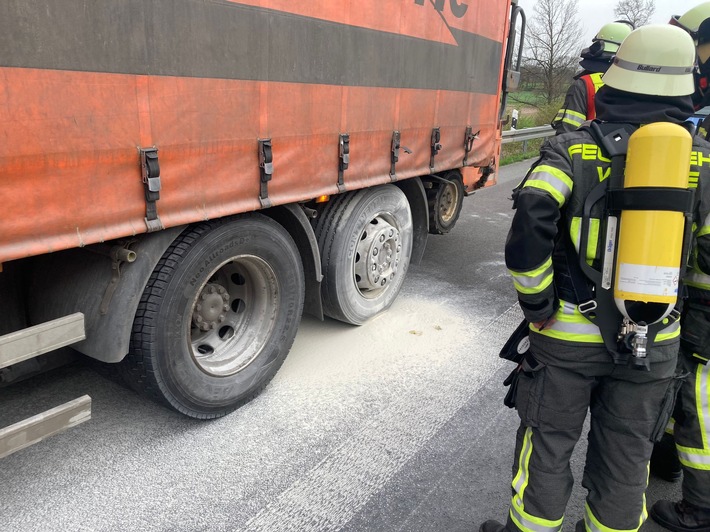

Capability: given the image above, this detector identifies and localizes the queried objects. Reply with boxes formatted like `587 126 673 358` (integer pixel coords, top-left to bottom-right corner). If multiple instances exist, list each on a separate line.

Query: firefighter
551 20 634 134
648 6 710 531
480 25 710 532
672 3 710 111
673 2 710 139
650 2 710 486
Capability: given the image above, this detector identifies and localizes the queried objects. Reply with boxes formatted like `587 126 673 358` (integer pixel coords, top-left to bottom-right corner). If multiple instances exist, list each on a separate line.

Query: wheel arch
27 205 323 364
262 204 323 320
394 177 428 266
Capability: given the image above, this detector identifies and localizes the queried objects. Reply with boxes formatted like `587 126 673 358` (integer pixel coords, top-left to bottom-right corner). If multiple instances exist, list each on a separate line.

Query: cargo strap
258 139 273 208
429 127 442 173
390 130 412 182
140 147 164 232
338 133 350 193
463 127 479 167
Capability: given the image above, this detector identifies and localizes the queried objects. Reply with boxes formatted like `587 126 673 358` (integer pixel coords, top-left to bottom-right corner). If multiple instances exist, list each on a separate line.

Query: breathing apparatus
575 25 697 370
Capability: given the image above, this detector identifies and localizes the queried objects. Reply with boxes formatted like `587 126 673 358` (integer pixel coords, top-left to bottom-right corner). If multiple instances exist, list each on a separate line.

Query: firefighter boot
651 500 710 532
650 433 682 482
479 520 508 532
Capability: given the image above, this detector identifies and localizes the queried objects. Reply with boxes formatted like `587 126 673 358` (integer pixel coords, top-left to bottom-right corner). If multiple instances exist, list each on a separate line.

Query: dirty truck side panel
0 0 509 264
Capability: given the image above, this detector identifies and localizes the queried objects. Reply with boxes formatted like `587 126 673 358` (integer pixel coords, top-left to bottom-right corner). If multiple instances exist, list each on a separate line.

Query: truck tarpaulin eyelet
140 147 164 233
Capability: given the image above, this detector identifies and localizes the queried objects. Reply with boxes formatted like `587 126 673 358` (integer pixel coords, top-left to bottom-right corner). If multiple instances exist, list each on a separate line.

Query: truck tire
315 185 413 325
119 214 304 419
427 172 464 235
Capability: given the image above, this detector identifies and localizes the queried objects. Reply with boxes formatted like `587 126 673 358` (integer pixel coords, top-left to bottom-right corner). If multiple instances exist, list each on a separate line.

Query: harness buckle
577 300 598 314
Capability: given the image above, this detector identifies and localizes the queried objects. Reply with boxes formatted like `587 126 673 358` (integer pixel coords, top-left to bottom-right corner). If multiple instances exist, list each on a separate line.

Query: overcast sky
516 0 703 45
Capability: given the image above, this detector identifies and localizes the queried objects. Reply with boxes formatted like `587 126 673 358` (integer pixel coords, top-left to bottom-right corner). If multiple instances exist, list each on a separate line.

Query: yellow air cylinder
613 122 691 324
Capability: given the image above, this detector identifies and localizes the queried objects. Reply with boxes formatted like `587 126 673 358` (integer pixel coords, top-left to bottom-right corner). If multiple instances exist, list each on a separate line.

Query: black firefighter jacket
506 87 710 347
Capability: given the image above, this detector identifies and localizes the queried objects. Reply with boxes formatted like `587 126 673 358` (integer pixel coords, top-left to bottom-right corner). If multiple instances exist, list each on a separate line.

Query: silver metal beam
0 395 92 459
502 125 554 144
0 313 85 369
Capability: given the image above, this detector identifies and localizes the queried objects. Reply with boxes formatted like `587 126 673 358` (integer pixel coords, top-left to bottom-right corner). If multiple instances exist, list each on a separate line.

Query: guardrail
502 125 554 144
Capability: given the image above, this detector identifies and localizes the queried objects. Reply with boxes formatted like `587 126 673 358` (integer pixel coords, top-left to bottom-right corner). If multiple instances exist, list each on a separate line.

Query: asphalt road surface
0 160 681 531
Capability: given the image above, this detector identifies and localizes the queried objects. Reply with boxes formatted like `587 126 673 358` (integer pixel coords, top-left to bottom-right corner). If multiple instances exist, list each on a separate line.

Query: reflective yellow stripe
585 500 645 532
666 418 676 435
554 109 585 128
510 428 564 532
677 363 710 470
532 300 678 344
566 109 587 120
569 217 601 264
534 312 603 342
512 427 533 498
589 72 604 92
510 257 554 295
677 447 710 470
510 501 564 532
559 110 585 128
562 117 583 128
524 165 573 207
655 319 680 342
684 270 710 291
699 361 708 453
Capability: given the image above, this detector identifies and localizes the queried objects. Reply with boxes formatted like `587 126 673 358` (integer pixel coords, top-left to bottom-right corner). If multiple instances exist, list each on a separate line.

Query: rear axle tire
119 214 304 419
315 185 413 325
427 172 464 235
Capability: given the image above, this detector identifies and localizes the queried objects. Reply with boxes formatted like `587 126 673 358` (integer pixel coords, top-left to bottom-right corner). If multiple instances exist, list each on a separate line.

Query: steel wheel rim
353 213 403 299
438 181 460 224
189 255 280 377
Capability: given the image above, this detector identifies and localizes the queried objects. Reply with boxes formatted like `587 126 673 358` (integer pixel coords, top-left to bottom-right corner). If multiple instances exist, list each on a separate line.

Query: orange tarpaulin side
0 0 512 263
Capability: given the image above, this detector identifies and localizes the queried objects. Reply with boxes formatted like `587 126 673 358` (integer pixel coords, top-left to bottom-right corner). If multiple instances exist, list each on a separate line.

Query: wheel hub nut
193 283 230 330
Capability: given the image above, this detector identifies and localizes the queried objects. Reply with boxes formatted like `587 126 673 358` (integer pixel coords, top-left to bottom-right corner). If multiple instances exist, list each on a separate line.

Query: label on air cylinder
616 263 679 297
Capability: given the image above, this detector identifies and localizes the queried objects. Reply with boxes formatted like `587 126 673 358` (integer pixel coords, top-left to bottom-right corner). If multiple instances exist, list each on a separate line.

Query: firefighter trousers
505 333 681 532
675 350 710 509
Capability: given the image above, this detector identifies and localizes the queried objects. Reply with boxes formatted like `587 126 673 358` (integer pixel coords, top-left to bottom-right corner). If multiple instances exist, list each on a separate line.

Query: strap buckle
578 300 598 314
669 308 681 322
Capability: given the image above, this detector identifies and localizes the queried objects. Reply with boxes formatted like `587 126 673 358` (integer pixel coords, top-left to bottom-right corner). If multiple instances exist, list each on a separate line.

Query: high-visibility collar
583 72 605 120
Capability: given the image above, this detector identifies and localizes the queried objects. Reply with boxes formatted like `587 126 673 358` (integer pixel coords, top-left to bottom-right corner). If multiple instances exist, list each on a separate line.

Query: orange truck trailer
0 0 524 453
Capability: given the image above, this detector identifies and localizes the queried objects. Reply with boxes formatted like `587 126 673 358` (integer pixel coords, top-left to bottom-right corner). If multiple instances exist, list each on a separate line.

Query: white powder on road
242 299 521 532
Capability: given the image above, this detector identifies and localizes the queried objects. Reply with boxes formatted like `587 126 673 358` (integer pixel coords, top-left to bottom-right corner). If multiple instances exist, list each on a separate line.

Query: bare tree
523 0 583 105
614 0 656 27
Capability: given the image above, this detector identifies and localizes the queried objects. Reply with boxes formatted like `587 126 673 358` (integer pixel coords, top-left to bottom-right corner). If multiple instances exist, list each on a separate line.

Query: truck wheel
427 172 464 234
315 185 413 325
120 214 304 419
